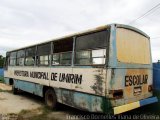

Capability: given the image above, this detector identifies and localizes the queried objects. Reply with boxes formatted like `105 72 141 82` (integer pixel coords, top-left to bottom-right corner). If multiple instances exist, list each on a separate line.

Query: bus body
4 24 157 114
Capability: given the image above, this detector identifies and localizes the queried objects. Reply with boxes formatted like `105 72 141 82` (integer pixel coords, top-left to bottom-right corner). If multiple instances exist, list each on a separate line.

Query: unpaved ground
0 83 12 91
0 92 43 114
0 83 42 114
0 83 83 120
0 83 159 120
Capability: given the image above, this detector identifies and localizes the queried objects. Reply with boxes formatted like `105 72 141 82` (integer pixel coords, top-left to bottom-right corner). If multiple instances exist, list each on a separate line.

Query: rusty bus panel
116 28 151 64
108 68 153 107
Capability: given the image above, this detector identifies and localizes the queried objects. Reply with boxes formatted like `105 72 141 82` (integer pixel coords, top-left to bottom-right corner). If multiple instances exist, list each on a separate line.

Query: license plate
133 86 142 96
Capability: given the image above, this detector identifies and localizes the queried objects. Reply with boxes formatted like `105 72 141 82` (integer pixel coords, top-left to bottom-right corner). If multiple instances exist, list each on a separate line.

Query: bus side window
52 53 60 65
37 43 51 66
9 51 17 66
75 30 108 65
75 50 91 65
52 38 73 65
92 49 106 64
25 47 36 66
17 49 25 66
75 49 106 65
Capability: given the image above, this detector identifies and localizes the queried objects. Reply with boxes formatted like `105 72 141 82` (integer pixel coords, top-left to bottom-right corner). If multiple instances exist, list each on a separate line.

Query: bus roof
7 23 149 52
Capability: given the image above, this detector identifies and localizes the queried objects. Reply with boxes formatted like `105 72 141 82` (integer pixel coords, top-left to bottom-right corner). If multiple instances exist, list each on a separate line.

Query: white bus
4 24 157 114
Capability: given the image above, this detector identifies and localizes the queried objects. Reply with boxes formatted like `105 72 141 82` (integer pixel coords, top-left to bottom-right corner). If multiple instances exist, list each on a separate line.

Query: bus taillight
110 89 123 99
148 85 153 92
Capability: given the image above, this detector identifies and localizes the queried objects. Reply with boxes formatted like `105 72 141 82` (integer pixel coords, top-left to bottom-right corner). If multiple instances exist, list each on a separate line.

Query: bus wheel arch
43 87 58 109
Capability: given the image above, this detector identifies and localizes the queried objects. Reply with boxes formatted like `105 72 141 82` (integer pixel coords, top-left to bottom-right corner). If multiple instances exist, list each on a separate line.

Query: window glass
52 38 73 65
92 58 105 64
17 58 24 66
92 49 106 64
9 51 16 66
10 59 16 66
37 43 51 66
26 47 36 57
92 49 106 57
75 30 109 65
60 52 72 65
76 59 90 65
75 51 91 65
25 47 36 66
10 52 16 58
76 30 108 50
37 43 51 56
17 49 25 66
53 39 73 53
52 54 60 65
75 49 106 65
17 50 25 58
25 57 35 66
76 51 90 59
60 52 72 60
39 55 49 65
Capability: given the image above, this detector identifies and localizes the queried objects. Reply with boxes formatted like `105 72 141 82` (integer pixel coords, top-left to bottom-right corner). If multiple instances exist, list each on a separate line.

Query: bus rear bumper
113 97 158 115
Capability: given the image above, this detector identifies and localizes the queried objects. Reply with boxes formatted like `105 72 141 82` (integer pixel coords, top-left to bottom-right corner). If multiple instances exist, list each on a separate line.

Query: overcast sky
0 0 160 62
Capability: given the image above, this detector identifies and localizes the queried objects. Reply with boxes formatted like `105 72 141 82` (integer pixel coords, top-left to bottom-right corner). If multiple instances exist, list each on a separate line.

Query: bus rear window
116 28 151 64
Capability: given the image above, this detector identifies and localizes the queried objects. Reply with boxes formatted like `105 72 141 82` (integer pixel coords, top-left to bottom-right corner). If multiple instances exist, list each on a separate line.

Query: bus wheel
12 84 18 95
45 89 57 109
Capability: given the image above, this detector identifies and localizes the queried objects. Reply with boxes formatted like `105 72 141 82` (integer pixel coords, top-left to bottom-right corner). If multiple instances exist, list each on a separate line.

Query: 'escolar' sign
125 75 148 87
14 70 82 84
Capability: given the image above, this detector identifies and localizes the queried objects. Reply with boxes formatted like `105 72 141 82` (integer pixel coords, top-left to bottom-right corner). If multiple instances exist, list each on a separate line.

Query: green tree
0 55 5 68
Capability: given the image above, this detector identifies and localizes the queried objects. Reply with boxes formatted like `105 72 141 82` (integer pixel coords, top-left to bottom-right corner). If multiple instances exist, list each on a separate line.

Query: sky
0 0 160 62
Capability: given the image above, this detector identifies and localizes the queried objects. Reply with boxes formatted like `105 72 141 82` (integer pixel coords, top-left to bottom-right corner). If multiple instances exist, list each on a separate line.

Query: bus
4 24 158 115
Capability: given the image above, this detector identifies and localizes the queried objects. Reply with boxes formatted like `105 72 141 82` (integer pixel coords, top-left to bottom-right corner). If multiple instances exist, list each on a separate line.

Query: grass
18 106 54 120
0 76 4 83
6 91 160 120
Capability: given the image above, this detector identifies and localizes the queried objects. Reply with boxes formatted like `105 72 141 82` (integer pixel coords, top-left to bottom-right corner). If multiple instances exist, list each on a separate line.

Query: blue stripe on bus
14 80 43 97
139 97 158 107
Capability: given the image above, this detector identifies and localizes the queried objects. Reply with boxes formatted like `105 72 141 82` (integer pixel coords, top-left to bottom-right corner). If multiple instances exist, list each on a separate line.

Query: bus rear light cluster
110 89 123 99
148 85 153 92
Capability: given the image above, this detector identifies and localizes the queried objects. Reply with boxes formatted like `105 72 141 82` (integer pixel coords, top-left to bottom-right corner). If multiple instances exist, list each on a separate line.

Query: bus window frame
74 48 107 66
9 51 17 66
25 46 36 66
16 49 25 66
37 42 51 66
52 38 73 66
74 29 110 66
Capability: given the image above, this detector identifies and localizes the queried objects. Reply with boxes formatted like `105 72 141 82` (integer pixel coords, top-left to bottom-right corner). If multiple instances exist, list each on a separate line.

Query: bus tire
12 85 18 95
45 88 57 109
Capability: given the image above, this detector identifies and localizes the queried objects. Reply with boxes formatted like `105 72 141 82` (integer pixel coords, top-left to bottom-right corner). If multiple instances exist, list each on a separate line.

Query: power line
129 3 160 25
